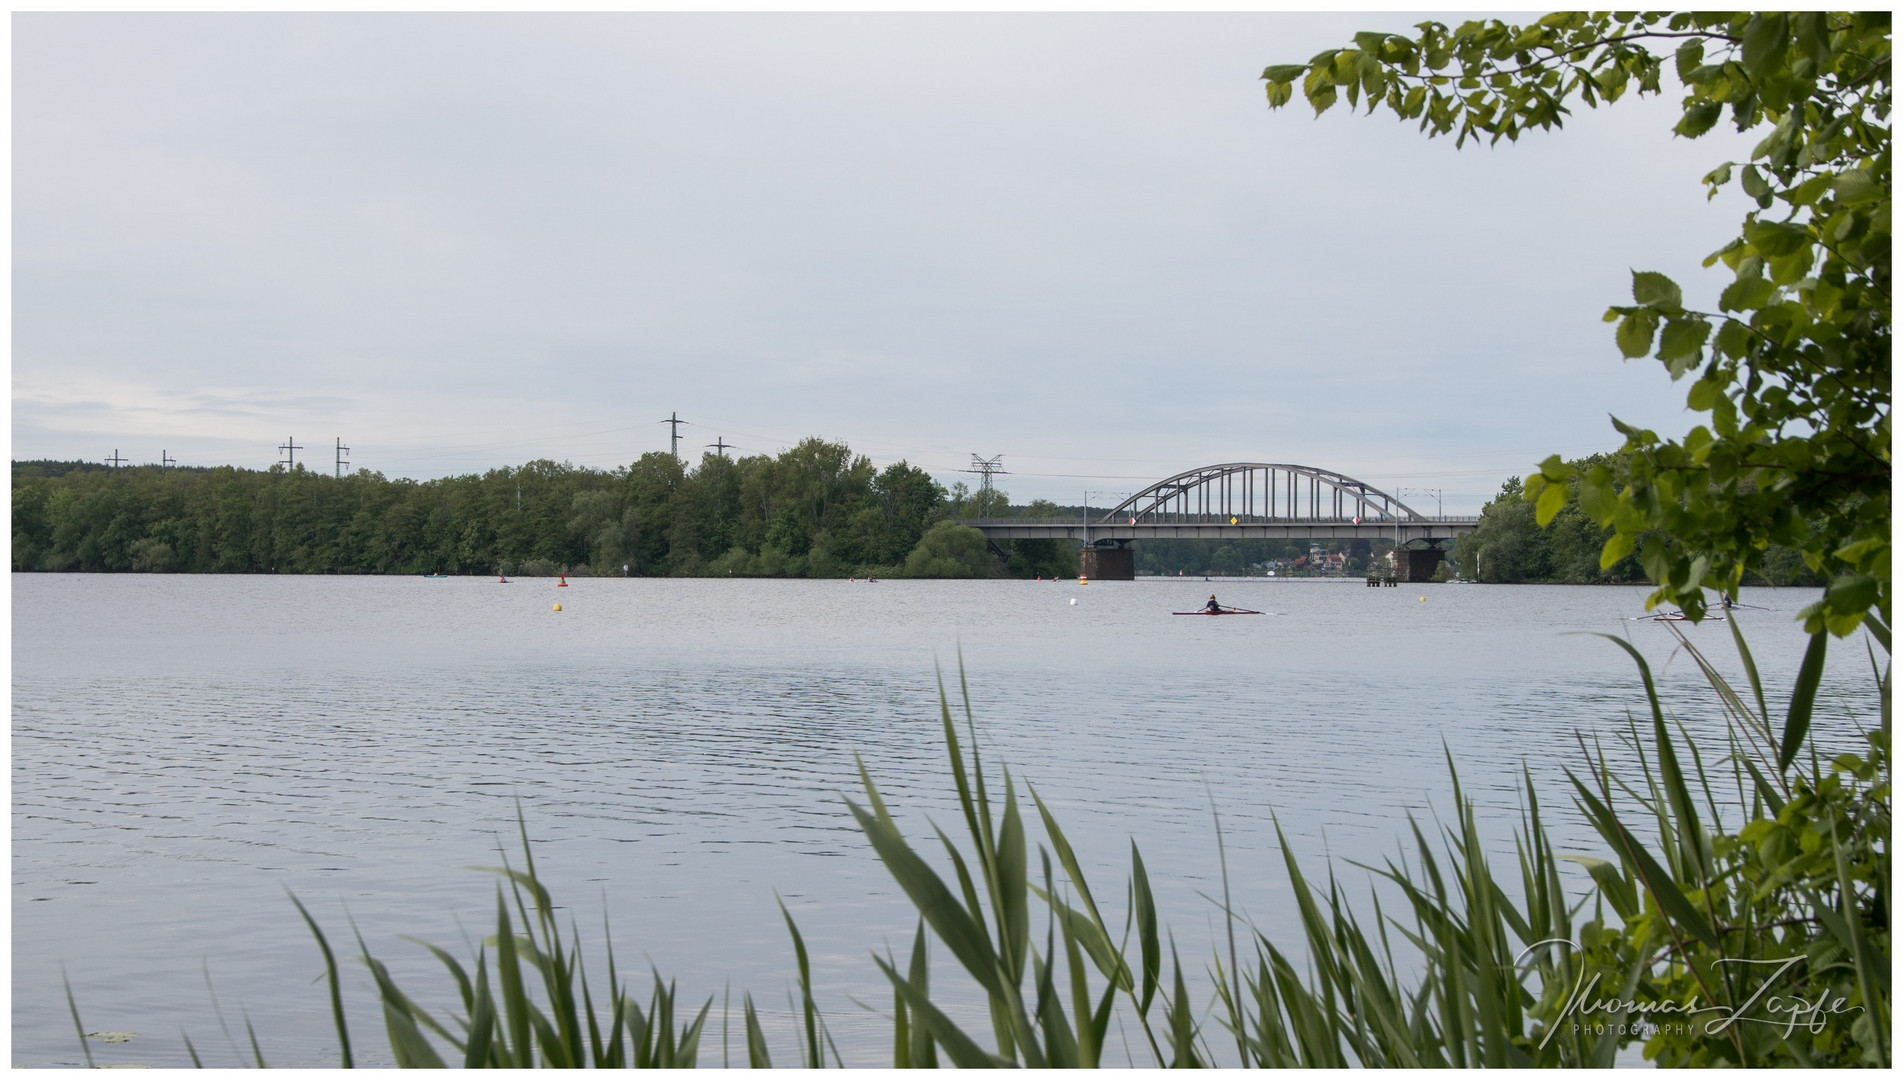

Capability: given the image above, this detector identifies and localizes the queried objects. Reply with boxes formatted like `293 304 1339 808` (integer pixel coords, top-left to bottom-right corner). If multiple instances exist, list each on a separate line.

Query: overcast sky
13 13 1760 512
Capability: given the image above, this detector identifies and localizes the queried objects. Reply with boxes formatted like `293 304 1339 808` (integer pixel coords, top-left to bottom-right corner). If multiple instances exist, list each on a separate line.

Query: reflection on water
12 574 1876 1066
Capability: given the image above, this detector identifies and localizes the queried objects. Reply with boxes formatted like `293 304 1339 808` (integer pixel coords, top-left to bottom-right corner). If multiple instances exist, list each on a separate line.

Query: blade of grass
286 890 353 1068
62 970 96 1069
1781 630 1829 771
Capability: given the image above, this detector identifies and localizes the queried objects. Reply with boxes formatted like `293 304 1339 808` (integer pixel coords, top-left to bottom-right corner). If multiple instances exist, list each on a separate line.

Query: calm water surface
12 574 1878 1066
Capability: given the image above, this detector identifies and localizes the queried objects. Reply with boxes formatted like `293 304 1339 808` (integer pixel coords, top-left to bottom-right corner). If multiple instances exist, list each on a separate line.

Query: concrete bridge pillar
1398 548 1444 583
1080 543 1135 580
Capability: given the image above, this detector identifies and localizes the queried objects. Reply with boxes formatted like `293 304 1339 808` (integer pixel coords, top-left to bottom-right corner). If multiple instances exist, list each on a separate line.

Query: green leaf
1261 64 1308 82
1740 13 1789 77
743 994 772 1068
1560 855 1636 921
872 955 1003 1068
1685 376 1723 411
1833 168 1883 204
1719 275 1775 312
1673 39 1705 81
1576 471 1617 522
1132 843 1160 1016
1825 572 1881 621
1832 537 1889 569
1740 163 1771 200
1630 270 1683 311
1744 219 1809 257
1599 530 1636 569
1657 317 1711 365
1534 481 1567 526
288 891 355 1069
1779 631 1827 771
1782 173 1833 208
845 798 1004 997
1675 100 1720 138
1615 309 1659 358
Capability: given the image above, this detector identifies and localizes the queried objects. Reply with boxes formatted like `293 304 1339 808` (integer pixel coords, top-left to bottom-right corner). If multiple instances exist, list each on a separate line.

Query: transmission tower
161 450 176 469
105 449 126 470
334 437 351 478
659 412 686 459
966 454 1007 495
706 437 732 458
278 435 303 470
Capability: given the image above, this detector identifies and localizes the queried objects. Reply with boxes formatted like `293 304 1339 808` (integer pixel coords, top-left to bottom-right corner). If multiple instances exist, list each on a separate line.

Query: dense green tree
1263 11 1889 635
1453 467 1651 584
1455 455 1651 584
1002 499 1080 578
902 521 994 578
867 461 946 564
11 440 1077 579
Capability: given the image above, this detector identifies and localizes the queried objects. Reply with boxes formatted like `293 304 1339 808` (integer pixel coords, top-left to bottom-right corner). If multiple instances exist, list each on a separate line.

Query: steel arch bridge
968 461 1479 580
1103 462 1426 525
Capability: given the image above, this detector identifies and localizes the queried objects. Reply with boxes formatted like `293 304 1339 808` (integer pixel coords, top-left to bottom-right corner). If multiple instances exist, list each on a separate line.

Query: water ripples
12 575 1877 1066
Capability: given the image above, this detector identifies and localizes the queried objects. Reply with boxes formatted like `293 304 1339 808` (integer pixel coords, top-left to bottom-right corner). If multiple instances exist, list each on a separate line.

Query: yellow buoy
553 603 563 611
1419 597 1426 602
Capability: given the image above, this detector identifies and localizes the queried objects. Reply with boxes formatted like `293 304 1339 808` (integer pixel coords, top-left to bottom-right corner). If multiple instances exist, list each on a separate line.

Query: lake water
11 573 1881 1067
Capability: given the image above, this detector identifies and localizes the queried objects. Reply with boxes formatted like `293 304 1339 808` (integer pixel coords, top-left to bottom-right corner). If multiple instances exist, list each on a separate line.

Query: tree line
10 440 1078 579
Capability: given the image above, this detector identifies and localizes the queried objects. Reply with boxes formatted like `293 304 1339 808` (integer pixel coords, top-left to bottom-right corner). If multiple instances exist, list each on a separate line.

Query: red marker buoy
557 574 569 587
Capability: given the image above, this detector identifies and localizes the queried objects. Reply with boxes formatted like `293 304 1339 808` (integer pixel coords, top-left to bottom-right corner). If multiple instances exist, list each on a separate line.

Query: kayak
1637 611 1726 622
1173 608 1264 615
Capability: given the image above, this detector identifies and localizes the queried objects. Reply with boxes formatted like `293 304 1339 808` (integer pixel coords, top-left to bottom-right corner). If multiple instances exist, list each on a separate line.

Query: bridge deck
969 518 1479 543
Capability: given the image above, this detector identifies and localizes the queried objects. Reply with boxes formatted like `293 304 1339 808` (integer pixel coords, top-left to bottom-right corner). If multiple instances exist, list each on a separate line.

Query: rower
1204 593 1222 613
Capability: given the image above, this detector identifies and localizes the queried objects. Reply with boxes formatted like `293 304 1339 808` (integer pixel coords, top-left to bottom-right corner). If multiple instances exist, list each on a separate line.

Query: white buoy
1069 598 1077 605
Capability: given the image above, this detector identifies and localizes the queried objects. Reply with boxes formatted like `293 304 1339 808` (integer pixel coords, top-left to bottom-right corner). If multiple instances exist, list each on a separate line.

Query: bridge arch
1101 463 1425 525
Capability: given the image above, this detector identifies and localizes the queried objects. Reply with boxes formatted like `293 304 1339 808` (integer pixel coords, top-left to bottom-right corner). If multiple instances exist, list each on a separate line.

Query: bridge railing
967 514 1478 526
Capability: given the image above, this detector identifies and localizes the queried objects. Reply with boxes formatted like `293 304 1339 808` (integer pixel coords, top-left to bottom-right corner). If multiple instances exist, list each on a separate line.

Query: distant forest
11 441 1077 579
13 446 1823 585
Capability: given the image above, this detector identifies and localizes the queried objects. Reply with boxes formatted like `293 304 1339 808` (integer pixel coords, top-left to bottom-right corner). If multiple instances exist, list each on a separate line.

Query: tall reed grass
77 620 1888 1067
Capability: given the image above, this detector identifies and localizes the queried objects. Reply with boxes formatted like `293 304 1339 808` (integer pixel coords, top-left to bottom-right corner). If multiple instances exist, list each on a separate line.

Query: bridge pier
1080 542 1135 581
1397 548 1445 583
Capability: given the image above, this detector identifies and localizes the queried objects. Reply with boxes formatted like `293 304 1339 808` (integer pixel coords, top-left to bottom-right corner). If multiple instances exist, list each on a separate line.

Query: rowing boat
1172 608 1264 616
